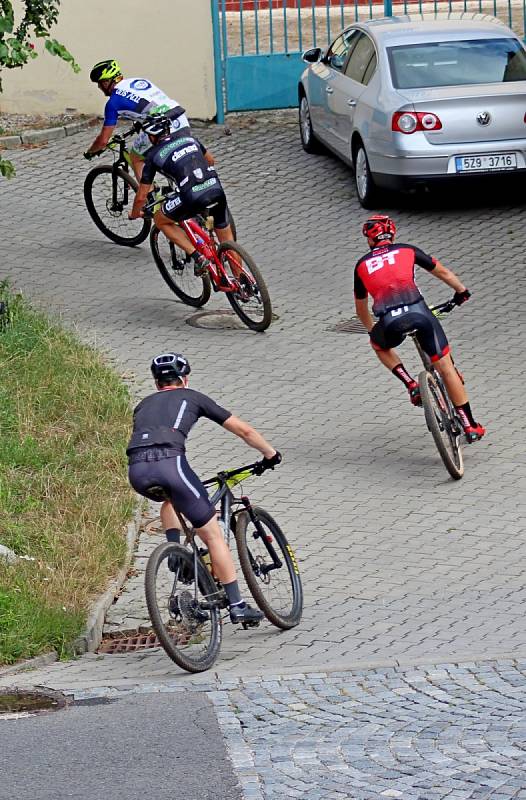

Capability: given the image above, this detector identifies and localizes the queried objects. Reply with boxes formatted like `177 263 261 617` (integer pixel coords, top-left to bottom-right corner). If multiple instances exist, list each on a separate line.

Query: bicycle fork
240 496 283 576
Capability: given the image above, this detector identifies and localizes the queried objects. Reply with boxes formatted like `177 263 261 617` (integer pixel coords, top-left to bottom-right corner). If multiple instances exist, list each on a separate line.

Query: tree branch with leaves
0 0 79 177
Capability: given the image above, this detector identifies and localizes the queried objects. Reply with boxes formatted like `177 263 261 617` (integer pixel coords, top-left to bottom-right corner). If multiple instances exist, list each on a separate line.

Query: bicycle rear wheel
150 226 211 307
419 370 464 480
218 241 272 332
145 542 222 673
83 165 150 246
235 507 303 629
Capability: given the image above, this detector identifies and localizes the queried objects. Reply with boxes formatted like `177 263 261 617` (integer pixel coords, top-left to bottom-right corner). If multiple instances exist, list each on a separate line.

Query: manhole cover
186 309 246 331
98 630 161 654
0 688 67 718
330 318 367 334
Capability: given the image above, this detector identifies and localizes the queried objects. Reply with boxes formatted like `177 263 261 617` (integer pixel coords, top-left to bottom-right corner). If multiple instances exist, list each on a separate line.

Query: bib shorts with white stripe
128 452 216 529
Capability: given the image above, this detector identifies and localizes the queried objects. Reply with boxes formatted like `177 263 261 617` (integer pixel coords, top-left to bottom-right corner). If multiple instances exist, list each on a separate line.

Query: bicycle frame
169 462 284 609
409 301 462 430
180 218 239 293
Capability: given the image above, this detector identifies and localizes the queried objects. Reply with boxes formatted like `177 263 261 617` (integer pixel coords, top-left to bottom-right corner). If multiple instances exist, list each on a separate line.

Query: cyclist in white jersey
84 59 191 179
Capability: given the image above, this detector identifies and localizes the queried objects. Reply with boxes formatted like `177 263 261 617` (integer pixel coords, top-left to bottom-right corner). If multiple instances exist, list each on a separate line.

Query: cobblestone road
2 112 526 797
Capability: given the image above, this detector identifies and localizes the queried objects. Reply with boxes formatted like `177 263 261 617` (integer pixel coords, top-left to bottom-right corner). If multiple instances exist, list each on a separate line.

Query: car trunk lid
398 84 526 144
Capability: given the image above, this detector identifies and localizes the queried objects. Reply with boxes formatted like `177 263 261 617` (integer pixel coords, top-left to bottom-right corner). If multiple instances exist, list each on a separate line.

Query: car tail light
392 111 442 134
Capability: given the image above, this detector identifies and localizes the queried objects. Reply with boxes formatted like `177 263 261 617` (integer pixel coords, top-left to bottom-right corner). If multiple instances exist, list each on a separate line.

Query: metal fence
211 0 526 120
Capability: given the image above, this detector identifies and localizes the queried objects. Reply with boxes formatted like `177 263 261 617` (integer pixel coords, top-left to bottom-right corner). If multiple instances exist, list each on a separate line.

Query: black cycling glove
254 451 282 474
453 289 471 306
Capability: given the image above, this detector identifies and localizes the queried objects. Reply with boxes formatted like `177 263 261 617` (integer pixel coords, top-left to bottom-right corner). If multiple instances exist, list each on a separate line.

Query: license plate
455 153 517 172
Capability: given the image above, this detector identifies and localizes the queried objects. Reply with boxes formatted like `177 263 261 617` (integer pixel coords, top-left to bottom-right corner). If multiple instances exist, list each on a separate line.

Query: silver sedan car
298 15 526 207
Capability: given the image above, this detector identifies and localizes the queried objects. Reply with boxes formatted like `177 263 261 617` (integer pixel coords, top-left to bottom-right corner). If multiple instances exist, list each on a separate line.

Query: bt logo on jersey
365 249 400 274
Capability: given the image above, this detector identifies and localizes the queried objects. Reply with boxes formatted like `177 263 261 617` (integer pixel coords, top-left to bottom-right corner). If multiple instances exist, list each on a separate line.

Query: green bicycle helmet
90 59 122 83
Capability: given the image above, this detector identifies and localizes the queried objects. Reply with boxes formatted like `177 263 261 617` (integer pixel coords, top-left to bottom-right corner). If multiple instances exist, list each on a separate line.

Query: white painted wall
1 0 217 119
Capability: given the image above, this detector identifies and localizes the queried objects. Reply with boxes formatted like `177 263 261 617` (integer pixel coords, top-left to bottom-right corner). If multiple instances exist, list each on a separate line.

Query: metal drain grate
98 631 160 654
330 318 367 334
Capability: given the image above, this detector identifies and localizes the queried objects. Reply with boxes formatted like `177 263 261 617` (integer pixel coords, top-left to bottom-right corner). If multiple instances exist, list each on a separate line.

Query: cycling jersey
127 387 232 454
354 243 437 317
103 78 189 129
103 78 190 157
141 134 215 190
127 387 232 529
141 133 229 228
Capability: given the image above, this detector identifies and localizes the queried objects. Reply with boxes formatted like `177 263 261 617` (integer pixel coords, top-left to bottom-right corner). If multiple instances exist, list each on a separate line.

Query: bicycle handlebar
203 456 281 487
430 298 457 316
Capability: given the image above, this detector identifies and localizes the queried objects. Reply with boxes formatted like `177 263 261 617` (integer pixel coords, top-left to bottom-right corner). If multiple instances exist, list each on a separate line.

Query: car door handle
347 99 356 107
326 87 334 94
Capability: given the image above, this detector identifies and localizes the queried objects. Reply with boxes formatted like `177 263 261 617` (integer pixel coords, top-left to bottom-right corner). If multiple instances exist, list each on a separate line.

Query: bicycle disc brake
254 555 272 585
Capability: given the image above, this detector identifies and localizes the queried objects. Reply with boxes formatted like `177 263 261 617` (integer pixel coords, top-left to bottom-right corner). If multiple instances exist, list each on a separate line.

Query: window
344 34 377 83
326 29 361 72
388 37 526 89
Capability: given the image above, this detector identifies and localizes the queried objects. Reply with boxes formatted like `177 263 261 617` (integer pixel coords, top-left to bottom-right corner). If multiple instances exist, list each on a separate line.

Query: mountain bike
83 125 151 247
411 299 466 480
148 197 272 331
144 459 303 673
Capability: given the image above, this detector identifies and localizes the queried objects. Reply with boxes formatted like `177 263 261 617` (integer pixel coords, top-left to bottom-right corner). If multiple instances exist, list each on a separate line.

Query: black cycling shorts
161 184 229 229
128 451 216 529
370 300 450 363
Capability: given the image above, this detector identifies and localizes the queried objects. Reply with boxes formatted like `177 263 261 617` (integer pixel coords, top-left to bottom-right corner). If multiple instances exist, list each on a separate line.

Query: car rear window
388 37 526 88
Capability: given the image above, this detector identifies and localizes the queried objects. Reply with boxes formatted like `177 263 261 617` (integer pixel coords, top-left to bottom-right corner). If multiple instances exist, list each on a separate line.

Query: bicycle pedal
242 619 261 630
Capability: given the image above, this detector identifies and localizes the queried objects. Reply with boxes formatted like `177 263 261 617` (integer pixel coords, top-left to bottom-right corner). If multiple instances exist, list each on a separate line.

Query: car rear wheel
299 95 323 154
354 144 380 209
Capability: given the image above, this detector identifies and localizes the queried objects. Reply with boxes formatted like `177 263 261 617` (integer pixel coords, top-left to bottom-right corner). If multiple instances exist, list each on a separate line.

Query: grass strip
0 286 135 665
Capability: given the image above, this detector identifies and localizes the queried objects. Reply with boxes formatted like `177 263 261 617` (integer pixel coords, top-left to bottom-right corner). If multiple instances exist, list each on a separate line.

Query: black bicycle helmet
141 115 172 139
151 353 191 381
89 59 122 83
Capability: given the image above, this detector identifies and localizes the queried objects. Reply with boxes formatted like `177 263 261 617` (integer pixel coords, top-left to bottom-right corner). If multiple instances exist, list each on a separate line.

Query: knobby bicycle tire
235 507 303 629
419 370 464 480
145 541 222 673
218 241 272 332
84 165 151 246
150 226 211 307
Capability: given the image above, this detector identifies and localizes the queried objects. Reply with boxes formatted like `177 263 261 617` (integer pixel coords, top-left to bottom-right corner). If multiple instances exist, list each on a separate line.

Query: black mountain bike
83 125 151 247
411 299 466 480
144 460 303 673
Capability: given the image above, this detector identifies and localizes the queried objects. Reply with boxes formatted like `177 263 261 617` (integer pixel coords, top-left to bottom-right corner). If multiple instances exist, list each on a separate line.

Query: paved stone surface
210 660 526 799
2 111 525 682
1 111 526 796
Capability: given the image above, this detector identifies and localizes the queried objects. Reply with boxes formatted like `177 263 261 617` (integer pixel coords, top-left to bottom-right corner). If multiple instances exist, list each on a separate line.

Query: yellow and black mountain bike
144 459 303 673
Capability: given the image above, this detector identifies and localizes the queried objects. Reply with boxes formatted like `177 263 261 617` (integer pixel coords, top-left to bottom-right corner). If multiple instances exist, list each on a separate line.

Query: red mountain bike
148 201 272 332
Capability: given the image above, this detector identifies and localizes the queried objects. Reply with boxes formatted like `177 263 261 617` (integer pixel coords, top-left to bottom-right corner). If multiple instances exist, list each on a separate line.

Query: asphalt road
0 691 242 800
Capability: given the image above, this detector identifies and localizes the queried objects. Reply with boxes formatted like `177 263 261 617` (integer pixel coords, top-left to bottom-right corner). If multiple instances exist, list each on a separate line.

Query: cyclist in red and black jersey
354 215 485 442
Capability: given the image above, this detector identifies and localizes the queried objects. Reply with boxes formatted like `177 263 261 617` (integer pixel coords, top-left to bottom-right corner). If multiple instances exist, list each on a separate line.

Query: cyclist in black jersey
129 116 235 277
127 352 281 625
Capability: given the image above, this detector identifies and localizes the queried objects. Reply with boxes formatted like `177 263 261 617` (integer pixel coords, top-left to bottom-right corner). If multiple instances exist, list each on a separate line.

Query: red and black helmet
362 215 396 245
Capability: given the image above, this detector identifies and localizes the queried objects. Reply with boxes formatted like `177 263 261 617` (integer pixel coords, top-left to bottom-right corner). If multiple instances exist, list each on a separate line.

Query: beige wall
1 0 217 119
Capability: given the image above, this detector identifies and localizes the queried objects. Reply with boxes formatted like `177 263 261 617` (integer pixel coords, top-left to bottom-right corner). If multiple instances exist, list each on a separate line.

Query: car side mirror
302 47 322 64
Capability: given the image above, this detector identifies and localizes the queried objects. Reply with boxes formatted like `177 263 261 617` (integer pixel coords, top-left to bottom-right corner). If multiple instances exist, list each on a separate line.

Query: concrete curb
0 651 58 679
0 117 98 149
72 505 143 655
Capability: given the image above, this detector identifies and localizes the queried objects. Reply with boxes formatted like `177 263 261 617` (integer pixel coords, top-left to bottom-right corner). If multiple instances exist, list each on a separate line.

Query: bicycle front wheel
235 507 303 629
83 165 151 246
419 370 464 480
218 242 272 332
150 227 211 307
145 542 222 673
